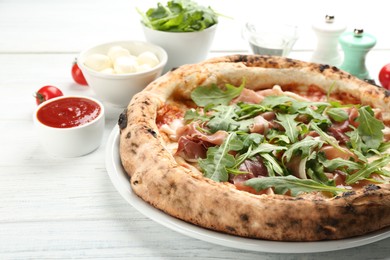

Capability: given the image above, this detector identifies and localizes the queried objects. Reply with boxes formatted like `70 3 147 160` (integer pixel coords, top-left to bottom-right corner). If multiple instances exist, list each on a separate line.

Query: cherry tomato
35 85 64 105
71 60 88 86
379 63 390 90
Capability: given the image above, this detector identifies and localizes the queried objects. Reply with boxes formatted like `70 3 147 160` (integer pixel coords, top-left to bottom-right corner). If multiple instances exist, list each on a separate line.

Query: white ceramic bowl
142 24 217 72
77 41 168 107
33 96 105 157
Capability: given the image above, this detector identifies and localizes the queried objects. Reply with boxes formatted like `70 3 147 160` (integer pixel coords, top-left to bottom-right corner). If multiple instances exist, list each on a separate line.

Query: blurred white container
242 21 298 57
142 24 217 72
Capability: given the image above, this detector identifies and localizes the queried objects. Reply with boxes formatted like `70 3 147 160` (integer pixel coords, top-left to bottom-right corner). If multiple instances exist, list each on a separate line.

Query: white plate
105 125 390 253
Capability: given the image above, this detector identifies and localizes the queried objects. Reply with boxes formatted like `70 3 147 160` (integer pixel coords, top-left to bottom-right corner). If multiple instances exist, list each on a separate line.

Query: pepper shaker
339 29 377 80
311 15 346 66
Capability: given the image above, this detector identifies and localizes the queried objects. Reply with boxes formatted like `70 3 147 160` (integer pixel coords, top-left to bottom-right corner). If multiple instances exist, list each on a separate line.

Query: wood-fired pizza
118 55 390 241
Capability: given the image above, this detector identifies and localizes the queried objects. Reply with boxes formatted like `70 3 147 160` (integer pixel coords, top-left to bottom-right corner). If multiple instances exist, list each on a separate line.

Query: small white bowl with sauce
33 96 105 157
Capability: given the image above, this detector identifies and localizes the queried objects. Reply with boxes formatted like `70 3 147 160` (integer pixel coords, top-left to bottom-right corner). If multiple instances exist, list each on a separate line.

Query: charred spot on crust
342 191 356 197
236 55 249 63
232 55 248 63
316 224 335 236
133 180 139 185
147 128 157 138
364 78 377 86
267 60 278 67
384 89 390 98
169 181 177 191
142 100 150 106
325 218 339 227
208 209 217 217
225 226 236 232
266 222 276 228
118 109 128 129
238 54 265 65
126 132 131 139
344 204 356 214
240 214 249 222
364 184 380 192
290 218 302 226
319 64 330 72
331 66 340 72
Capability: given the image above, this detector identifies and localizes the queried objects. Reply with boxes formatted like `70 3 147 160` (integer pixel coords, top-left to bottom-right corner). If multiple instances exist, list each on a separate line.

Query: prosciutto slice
175 122 228 161
176 136 211 161
176 122 228 145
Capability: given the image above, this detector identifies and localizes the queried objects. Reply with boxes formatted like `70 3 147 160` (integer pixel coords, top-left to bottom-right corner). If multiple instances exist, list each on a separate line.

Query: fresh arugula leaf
327 108 349 122
276 113 299 143
357 106 384 150
380 168 390 177
306 165 335 186
239 132 264 148
293 101 329 115
266 129 290 145
206 105 238 132
260 96 296 112
306 153 336 185
198 132 243 182
261 96 329 116
310 122 345 152
299 106 331 127
139 0 219 32
184 108 209 123
237 102 270 120
232 145 253 170
260 153 285 176
321 158 361 172
282 136 323 163
191 80 245 107
346 127 366 154
378 141 390 153
248 143 287 158
236 118 255 132
346 155 390 184
245 175 349 196
326 82 336 101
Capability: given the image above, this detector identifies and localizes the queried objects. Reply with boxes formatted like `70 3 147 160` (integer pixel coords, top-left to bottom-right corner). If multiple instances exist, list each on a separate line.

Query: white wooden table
0 0 389 259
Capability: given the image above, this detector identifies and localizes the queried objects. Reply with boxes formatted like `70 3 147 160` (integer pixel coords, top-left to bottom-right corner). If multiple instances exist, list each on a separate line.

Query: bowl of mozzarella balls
77 41 168 107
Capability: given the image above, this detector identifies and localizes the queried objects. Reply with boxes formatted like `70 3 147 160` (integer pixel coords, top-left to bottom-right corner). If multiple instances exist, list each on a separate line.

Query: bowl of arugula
138 0 219 72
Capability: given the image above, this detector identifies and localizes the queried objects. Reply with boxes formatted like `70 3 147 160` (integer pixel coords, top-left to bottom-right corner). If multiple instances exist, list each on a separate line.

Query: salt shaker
311 15 346 66
339 29 377 80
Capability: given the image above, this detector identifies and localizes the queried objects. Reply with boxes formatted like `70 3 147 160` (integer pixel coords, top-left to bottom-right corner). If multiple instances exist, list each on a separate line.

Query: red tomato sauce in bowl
37 97 101 128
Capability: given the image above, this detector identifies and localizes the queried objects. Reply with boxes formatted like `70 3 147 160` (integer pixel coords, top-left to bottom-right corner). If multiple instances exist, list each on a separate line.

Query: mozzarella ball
84 53 112 71
137 64 152 72
114 56 139 74
107 45 131 62
99 67 116 74
137 51 159 68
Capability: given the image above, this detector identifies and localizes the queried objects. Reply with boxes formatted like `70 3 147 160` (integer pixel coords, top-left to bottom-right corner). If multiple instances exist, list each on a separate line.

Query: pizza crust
119 55 390 241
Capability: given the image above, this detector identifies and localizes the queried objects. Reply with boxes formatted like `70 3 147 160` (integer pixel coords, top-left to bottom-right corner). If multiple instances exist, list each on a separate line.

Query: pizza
118 55 390 241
